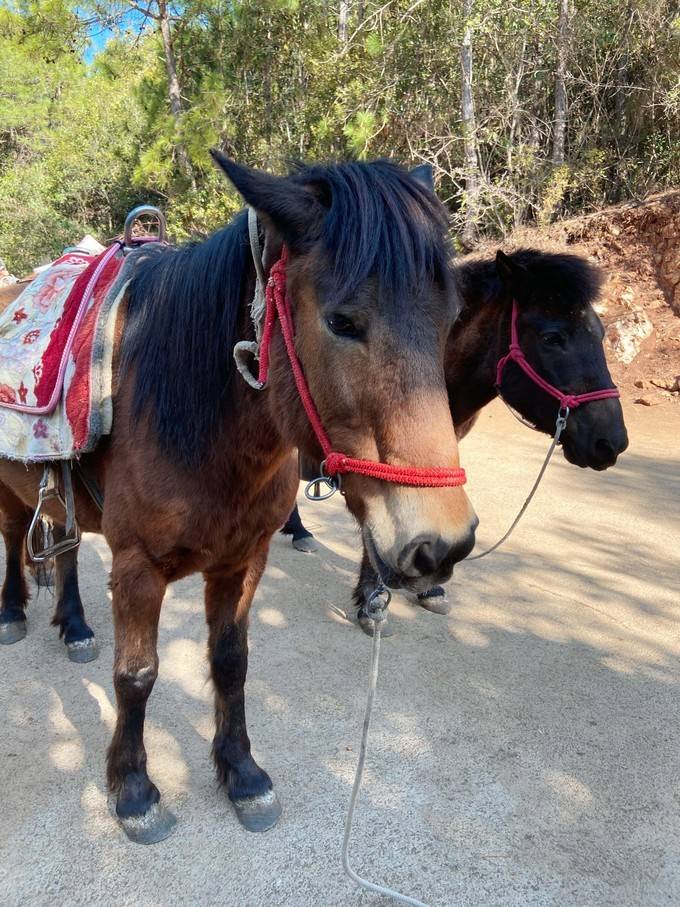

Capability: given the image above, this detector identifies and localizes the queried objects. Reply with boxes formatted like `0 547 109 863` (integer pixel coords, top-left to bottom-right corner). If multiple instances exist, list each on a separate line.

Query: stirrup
27 463 81 562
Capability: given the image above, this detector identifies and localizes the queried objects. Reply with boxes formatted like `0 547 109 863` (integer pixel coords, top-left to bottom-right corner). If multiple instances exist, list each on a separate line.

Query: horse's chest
150 464 298 578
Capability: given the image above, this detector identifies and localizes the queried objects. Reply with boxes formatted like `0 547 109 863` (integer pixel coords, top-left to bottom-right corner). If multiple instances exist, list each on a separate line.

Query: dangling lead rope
342 586 431 907
466 407 568 561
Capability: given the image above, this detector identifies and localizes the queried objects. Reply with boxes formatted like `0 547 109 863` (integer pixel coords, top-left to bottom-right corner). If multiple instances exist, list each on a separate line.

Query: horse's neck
446 296 507 434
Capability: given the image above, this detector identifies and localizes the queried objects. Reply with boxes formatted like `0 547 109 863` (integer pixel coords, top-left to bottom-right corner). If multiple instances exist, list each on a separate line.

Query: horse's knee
114 662 158 702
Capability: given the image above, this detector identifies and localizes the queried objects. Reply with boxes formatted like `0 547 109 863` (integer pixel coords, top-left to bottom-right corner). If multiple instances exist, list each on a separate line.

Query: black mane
122 210 251 467
121 161 452 466
457 248 603 312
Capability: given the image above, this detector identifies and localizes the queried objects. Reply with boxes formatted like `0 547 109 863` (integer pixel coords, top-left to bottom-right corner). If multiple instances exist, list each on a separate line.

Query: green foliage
0 0 678 270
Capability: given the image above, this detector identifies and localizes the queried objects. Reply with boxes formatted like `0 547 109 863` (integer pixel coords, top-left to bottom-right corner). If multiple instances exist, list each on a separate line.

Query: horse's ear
210 151 323 249
495 250 530 298
410 164 435 191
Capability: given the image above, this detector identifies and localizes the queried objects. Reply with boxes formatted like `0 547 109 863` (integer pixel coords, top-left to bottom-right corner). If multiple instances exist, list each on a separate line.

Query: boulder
605 308 654 364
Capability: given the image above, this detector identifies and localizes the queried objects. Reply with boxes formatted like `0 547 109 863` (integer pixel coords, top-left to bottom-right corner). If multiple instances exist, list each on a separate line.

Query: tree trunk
157 0 196 189
460 0 479 247
551 0 569 166
338 0 349 43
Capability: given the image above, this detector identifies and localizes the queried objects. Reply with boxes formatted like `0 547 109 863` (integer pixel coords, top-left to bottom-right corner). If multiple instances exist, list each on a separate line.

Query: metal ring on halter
304 460 342 501
555 405 570 437
123 205 167 246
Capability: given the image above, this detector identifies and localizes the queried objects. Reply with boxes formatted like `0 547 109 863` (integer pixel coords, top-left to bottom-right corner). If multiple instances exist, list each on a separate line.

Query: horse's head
495 249 628 470
213 153 476 591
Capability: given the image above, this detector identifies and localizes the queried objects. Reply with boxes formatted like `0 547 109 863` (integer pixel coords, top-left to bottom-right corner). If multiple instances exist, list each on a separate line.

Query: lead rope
342 413 566 906
466 406 568 561
342 585 431 907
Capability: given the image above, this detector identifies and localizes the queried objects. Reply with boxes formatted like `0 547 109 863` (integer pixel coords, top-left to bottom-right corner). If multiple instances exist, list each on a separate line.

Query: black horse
284 247 629 634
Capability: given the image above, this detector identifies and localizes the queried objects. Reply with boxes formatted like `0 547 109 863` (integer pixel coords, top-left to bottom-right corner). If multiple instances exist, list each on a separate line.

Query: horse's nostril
413 539 446 577
398 534 449 578
398 531 475 580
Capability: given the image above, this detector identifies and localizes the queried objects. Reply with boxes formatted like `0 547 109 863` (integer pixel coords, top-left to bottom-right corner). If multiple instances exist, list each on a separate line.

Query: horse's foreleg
51 534 98 662
106 548 174 844
205 549 281 833
0 490 31 645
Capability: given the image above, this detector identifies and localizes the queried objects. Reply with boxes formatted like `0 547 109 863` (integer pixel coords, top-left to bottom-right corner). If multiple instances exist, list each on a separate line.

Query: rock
605 308 654 364
634 396 660 406
619 286 636 309
634 379 650 389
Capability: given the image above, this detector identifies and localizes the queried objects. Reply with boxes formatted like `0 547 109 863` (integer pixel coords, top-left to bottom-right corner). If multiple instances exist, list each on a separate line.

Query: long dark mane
122 210 251 467
456 248 603 313
122 161 453 466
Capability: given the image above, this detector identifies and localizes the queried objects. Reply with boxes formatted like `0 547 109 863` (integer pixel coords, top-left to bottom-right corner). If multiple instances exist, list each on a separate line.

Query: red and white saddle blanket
0 242 134 461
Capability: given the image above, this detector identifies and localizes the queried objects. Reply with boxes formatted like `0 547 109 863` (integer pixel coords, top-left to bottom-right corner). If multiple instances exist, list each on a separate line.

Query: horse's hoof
0 620 27 645
417 587 450 615
111 797 177 845
357 613 394 638
66 637 99 663
292 534 318 553
231 789 282 833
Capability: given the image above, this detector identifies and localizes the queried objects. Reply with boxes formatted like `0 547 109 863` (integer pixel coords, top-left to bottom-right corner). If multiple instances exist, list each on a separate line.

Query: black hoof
357 611 394 638
0 620 27 645
110 795 177 845
416 586 450 615
292 534 318 553
66 636 99 663
231 789 282 833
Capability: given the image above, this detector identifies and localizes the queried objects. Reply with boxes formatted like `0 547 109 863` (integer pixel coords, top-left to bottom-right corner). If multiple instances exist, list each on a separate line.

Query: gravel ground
1 399 678 907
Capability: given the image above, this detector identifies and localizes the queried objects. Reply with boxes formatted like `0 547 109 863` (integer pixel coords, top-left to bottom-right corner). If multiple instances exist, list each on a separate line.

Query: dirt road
1 400 678 907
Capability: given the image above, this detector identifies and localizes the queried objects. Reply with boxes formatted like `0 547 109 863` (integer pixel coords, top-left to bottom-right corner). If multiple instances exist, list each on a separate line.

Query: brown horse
0 156 477 842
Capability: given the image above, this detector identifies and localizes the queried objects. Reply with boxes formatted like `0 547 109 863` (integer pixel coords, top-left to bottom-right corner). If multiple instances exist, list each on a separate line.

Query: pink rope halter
495 300 620 411
257 249 467 489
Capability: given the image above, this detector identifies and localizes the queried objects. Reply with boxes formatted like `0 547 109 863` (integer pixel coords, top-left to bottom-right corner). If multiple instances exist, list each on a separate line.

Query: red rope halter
496 300 620 411
256 250 466 488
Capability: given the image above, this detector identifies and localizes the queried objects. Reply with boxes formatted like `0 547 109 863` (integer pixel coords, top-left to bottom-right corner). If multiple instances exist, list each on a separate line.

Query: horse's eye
541 331 566 348
326 313 363 340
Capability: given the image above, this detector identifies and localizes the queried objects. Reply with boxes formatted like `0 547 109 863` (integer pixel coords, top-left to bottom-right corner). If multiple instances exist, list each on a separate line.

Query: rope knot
560 394 580 410
324 452 347 476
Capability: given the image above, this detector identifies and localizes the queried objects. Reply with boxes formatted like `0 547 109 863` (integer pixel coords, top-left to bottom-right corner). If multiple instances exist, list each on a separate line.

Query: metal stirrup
27 463 81 562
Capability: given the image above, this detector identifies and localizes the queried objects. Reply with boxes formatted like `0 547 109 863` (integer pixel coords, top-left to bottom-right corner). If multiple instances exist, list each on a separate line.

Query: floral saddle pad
0 244 129 461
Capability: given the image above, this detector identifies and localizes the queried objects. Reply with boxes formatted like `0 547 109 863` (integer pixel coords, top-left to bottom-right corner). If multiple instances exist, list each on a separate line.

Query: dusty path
1 400 678 907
